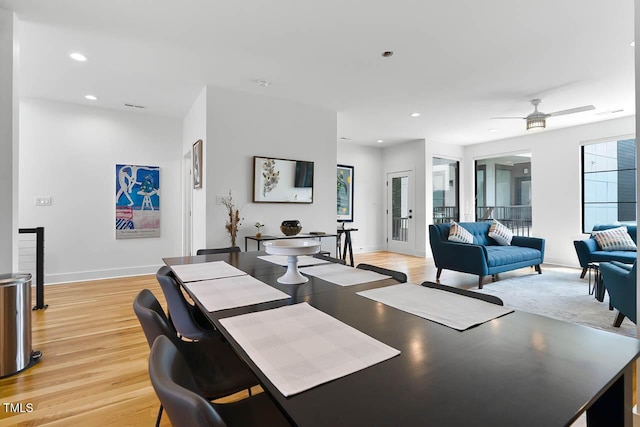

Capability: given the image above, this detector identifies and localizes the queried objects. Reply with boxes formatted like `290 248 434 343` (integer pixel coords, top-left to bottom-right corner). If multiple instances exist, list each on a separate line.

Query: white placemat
170 261 246 283
357 284 514 331
257 255 330 267
185 275 289 312
301 263 391 286
219 303 400 396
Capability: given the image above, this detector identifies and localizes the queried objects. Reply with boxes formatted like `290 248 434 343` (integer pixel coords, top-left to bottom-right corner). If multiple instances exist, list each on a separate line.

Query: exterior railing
476 205 532 236
433 206 459 224
392 217 409 241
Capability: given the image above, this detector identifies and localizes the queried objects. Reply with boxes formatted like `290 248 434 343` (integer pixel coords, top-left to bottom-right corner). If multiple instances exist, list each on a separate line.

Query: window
582 138 636 233
475 153 532 236
432 157 459 223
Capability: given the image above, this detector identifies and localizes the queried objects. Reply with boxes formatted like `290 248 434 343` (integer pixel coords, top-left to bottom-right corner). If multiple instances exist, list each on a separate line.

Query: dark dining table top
163 251 640 427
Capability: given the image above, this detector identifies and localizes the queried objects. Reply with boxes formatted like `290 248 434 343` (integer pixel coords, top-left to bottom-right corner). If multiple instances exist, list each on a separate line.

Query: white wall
463 116 635 267
201 86 337 254
182 87 207 255
19 98 183 283
337 143 385 253
382 140 427 256
0 9 18 272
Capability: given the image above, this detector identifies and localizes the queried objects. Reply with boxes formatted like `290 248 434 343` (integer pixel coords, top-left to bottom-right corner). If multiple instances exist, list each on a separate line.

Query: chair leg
535 265 542 274
436 268 442 280
155 404 163 427
478 276 484 289
580 267 587 279
613 311 626 327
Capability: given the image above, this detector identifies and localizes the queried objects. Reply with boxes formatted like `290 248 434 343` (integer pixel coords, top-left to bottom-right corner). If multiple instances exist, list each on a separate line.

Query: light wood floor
0 253 618 426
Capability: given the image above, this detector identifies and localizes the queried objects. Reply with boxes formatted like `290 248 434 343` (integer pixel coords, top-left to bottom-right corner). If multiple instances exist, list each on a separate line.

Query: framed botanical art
337 164 354 222
193 139 203 189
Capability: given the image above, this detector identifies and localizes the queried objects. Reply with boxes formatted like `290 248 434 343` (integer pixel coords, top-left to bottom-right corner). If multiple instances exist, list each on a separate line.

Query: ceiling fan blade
547 105 595 117
490 116 525 120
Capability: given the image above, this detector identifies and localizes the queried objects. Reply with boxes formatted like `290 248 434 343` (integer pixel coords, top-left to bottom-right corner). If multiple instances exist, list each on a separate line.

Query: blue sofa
429 222 545 289
573 224 637 278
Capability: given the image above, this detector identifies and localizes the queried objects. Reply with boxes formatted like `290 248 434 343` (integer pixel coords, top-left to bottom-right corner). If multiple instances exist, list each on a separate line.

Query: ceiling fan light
527 118 546 130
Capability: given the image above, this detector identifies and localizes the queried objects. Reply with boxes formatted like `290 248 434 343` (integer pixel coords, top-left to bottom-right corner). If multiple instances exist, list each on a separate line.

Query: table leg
344 231 354 267
586 364 632 426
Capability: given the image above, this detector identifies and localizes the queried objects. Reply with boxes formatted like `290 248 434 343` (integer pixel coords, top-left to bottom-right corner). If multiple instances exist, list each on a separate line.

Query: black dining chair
149 335 291 427
156 266 219 340
312 253 346 264
420 281 504 305
196 246 241 255
133 289 258 427
356 263 408 283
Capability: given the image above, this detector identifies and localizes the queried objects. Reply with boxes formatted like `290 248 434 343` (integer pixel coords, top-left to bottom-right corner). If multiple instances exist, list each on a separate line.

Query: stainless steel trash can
0 273 41 378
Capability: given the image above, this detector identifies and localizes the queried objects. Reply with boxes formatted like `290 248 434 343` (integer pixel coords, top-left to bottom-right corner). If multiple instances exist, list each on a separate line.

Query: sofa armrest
573 238 598 268
432 241 489 275
511 236 545 254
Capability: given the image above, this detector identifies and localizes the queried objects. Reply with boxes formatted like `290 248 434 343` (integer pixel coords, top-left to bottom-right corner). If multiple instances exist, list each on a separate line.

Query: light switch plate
34 196 51 206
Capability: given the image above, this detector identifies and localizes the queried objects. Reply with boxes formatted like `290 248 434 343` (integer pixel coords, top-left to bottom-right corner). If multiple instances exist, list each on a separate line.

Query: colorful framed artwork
337 164 354 222
115 164 160 239
193 139 203 189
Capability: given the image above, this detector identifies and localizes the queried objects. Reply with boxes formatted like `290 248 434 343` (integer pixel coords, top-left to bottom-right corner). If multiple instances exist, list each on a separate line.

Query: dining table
163 251 640 427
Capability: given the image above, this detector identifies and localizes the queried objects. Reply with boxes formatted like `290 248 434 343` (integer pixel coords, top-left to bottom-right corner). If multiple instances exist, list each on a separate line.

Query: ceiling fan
492 99 595 130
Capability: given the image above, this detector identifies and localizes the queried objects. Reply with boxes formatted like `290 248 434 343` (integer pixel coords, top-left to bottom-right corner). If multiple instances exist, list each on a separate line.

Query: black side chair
149 335 291 427
197 246 241 255
156 266 218 340
420 281 504 306
133 290 258 426
356 263 408 283
312 253 346 264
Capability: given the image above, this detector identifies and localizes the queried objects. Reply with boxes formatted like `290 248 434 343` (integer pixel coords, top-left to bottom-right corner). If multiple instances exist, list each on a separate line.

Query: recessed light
256 79 271 87
377 139 384 143
631 41 635 47
85 95 98 101
488 129 497 133
70 52 87 62
381 51 394 58
410 112 421 117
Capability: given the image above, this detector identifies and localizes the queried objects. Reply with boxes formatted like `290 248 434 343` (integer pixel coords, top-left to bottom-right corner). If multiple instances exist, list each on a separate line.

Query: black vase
281 220 302 236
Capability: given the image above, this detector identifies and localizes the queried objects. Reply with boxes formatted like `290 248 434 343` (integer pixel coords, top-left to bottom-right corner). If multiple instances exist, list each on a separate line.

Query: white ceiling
0 0 635 146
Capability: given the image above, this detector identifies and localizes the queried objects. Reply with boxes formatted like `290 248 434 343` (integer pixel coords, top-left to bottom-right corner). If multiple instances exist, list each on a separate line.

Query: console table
244 233 337 252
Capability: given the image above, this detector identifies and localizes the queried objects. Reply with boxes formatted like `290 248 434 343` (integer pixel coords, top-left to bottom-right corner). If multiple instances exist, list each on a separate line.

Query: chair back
313 253 346 264
133 289 182 348
149 336 226 427
420 282 504 305
356 263 407 283
196 246 241 255
156 266 217 340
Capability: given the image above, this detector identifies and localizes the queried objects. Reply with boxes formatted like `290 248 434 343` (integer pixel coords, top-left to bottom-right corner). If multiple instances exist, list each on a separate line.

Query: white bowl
263 239 320 256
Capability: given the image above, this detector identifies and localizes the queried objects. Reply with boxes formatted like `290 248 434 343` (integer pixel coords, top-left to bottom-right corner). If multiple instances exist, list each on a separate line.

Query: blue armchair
574 225 637 278
599 260 636 326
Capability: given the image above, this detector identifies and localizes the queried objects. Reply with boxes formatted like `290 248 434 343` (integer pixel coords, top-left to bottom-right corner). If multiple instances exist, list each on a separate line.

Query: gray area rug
475 266 637 339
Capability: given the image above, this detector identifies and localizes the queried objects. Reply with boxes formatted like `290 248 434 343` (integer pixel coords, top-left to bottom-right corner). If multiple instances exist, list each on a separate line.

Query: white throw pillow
488 220 513 246
592 226 637 251
448 221 473 244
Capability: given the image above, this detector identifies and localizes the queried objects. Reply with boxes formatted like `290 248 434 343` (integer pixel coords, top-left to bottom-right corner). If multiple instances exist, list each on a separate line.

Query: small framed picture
337 164 354 222
193 139 203 189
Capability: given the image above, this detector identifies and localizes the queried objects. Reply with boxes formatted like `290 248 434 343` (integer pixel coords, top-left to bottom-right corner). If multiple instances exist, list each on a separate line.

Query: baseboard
44 265 161 284
541 257 581 269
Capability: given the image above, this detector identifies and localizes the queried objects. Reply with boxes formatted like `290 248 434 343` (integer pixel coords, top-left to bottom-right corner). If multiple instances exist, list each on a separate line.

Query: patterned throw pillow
448 221 473 244
488 220 513 246
592 226 637 251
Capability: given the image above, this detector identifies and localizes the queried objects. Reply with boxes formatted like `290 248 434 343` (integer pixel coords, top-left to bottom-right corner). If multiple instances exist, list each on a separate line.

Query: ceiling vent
124 103 145 109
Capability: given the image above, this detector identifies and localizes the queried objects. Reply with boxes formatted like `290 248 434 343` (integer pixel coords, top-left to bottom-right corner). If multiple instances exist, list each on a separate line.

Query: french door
387 170 415 254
